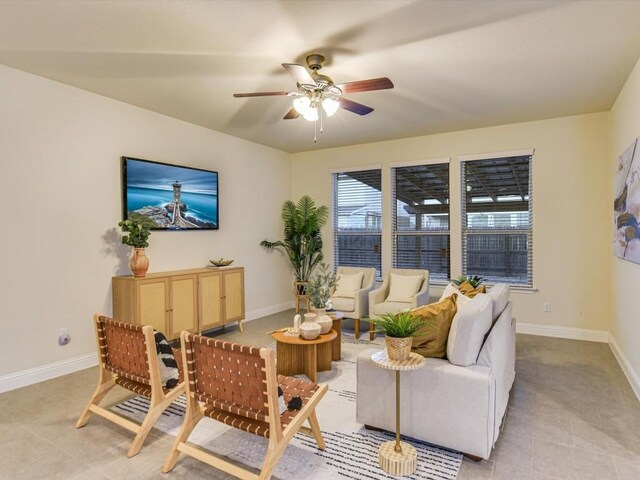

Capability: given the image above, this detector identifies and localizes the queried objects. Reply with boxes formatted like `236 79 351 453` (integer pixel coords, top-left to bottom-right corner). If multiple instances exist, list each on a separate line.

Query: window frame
332 165 383 279
390 158 451 284
459 150 534 288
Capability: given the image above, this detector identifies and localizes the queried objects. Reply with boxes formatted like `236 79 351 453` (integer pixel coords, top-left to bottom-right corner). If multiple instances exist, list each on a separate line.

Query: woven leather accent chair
76 314 185 457
163 332 328 480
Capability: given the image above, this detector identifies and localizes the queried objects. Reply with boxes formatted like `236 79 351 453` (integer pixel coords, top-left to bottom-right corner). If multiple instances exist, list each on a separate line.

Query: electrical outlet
58 327 71 346
543 302 551 312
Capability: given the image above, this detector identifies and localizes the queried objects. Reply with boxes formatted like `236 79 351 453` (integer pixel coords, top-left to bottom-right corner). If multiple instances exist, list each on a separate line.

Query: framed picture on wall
614 138 640 264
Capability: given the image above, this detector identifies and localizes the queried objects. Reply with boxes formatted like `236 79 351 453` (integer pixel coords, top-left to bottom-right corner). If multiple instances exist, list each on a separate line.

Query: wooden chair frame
76 314 185 457
163 332 328 480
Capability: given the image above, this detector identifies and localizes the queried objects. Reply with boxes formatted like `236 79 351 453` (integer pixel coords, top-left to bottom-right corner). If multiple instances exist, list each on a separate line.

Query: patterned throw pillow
154 331 179 389
410 294 458 358
277 386 302 414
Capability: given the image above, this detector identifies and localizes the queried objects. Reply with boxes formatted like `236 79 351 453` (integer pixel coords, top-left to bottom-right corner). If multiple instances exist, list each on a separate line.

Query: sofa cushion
488 284 510 321
334 272 364 299
372 301 411 316
446 293 493 366
440 283 472 309
410 294 458 358
458 281 487 298
331 296 355 313
386 273 423 303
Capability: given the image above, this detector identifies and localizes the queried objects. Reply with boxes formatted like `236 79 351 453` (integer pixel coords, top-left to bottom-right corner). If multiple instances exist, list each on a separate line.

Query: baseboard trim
516 322 609 343
0 352 98 394
0 301 296 394
244 301 295 322
608 334 640 402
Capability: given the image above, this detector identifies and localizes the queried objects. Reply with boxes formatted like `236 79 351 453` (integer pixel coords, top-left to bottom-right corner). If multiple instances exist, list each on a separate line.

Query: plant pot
385 336 412 361
314 308 332 334
129 248 149 278
300 313 321 340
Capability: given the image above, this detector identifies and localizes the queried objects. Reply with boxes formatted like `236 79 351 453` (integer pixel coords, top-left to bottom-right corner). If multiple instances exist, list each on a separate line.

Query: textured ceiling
1 0 639 153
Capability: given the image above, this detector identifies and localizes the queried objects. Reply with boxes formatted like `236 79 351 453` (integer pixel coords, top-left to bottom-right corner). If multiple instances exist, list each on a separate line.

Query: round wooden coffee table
271 330 337 383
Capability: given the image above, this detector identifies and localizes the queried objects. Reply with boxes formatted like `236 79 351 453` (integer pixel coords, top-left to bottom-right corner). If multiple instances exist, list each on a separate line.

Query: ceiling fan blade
233 91 290 98
283 107 300 120
335 77 394 94
282 63 316 87
339 97 374 115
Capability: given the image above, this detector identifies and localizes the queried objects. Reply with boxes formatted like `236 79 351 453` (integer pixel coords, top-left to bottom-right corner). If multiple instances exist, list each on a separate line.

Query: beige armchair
329 266 377 339
368 268 430 340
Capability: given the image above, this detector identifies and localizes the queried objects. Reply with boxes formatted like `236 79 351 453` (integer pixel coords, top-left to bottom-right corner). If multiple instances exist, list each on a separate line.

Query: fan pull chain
314 118 317 143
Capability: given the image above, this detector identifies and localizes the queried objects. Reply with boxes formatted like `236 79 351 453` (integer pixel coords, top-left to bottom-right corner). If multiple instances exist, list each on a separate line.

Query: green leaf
261 196 329 282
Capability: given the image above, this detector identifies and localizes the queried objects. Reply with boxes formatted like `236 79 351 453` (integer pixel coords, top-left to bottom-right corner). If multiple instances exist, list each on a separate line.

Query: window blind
333 169 382 277
461 155 533 286
392 163 450 281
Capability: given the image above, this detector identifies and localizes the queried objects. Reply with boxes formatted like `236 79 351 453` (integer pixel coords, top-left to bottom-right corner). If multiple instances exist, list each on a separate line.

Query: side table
326 311 344 361
271 330 337 383
370 350 426 476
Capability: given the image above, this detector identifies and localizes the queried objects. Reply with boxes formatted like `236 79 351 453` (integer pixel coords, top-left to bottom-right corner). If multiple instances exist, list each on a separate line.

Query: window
392 162 450 281
461 155 533 286
333 169 382 277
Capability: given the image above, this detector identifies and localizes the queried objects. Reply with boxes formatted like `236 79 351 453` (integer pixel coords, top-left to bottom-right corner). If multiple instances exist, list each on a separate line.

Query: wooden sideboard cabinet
112 267 245 340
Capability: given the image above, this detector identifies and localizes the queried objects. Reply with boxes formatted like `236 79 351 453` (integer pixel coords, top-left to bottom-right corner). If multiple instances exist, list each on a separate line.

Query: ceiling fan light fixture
293 96 311 115
302 106 319 122
322 97 339 117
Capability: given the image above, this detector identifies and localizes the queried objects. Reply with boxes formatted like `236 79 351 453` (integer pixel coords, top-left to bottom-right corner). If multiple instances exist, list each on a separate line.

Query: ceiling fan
233 54 394 141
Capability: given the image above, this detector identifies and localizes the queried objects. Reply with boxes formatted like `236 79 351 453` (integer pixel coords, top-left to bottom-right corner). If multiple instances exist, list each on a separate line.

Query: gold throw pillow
458 281 486 298
410 294 458 358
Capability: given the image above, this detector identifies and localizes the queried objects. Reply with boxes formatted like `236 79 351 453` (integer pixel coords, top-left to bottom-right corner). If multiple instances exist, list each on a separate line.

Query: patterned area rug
112 333 462 480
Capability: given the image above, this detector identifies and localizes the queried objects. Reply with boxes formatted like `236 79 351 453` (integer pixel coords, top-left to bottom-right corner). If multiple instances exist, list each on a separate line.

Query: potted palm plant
118 214 153 278
260 195 328 296
371 311 429 361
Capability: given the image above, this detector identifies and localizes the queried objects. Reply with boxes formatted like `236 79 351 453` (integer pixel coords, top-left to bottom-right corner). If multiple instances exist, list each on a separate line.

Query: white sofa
356 285 515 459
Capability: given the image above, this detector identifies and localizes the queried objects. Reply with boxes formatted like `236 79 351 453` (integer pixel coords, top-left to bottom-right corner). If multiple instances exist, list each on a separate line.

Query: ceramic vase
130 248 149 278
300 313 321 340
385 335 412 361
314 308 333 334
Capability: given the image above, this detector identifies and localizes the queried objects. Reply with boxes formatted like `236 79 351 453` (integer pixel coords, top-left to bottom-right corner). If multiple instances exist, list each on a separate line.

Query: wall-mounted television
121 156 218 230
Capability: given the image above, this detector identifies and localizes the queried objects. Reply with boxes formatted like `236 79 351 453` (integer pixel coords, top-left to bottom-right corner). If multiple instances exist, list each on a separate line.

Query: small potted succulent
118 215 153 277
370 311 429 361
451 274 484 288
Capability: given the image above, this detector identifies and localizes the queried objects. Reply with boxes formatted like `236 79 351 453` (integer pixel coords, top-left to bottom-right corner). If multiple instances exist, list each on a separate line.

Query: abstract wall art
614 137 640 264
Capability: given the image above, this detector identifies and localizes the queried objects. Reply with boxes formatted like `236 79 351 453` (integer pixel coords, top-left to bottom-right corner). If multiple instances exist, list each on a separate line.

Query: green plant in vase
305 262 337 334
371 311 430 361
118 214 154 277
451 274 485 288
306 262 338 310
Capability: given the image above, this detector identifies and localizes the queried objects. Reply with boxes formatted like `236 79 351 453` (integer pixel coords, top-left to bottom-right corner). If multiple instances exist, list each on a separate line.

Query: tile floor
1 310 639 479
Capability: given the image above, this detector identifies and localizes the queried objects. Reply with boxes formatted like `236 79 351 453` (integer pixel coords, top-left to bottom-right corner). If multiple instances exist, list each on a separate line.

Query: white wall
0 65 292 379
292 113 612 334
610 56 640 394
